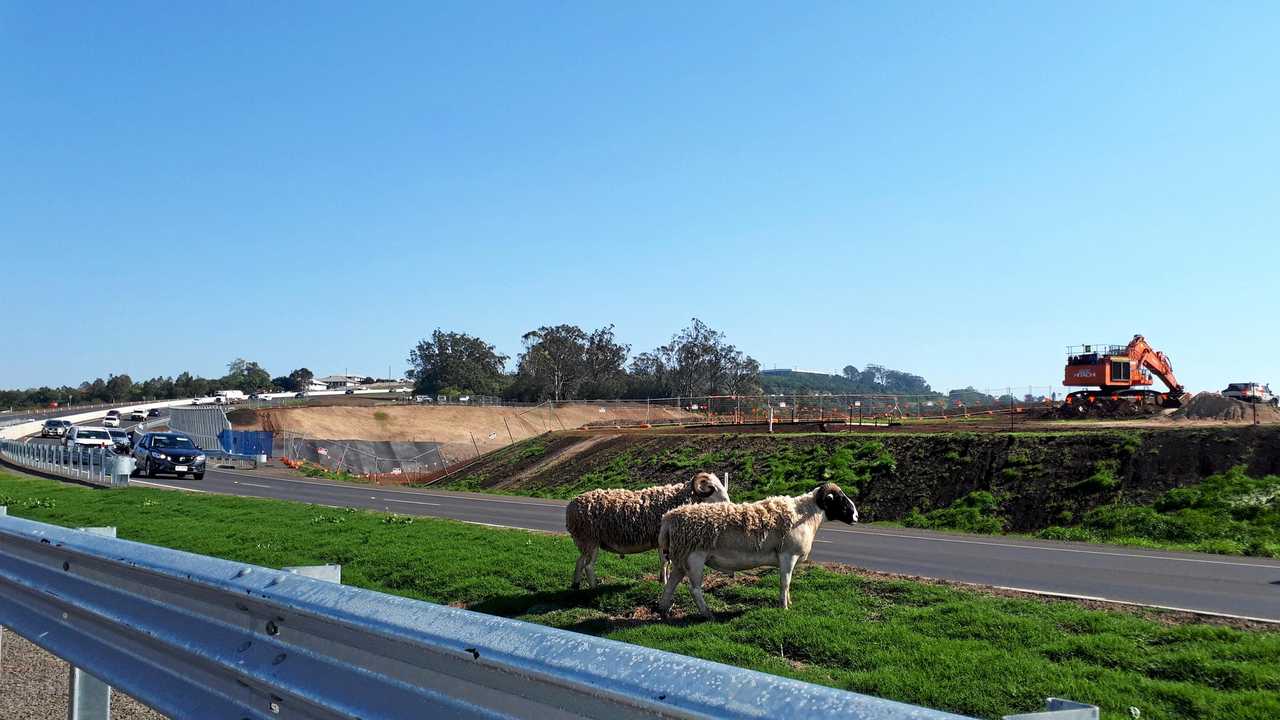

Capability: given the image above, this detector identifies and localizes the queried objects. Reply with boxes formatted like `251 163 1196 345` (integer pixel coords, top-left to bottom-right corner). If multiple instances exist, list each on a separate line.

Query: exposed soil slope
233 403 697 461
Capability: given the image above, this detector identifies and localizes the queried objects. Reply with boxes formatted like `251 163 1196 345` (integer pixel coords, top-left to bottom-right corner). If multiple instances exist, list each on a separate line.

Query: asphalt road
89 464 1280 623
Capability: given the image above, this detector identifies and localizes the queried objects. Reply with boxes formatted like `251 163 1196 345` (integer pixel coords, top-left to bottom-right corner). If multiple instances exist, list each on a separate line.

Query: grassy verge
898 467 1280 558
1 472 1277 719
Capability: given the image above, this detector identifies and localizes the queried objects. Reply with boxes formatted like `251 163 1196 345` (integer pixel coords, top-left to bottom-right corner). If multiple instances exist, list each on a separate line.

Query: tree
224 358 272 393
406 330 509 397
271 376 293 392
515 324 589 402
287 368 315 392
627 319 760 398
104 374 133 402
580 325 630 399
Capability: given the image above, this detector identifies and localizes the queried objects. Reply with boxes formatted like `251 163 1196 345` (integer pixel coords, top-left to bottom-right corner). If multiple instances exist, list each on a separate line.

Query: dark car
41 419 72 438
131 432 206 480
108 429 131 454
146 408 162 418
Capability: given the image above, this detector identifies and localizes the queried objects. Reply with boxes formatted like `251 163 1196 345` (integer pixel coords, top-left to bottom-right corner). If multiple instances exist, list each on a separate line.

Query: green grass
0 471 1277 719
902 491 1006 534
1038 467 1280 558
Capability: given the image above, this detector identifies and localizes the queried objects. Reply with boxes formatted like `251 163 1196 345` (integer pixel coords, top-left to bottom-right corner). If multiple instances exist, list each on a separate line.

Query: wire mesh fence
259 387 1073 485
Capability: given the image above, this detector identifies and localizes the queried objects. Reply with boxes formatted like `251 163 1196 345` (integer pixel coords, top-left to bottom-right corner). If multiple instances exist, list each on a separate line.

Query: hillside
759 368 943 398
434 425 1280 541
760 370 862 394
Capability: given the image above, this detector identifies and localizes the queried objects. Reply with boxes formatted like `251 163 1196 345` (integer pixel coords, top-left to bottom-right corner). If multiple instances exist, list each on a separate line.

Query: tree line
2 319 945 409
0 360 340 409
407 319 762 402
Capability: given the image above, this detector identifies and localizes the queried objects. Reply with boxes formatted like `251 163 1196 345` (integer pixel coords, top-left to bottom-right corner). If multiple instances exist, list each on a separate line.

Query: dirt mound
1173 393 1280 422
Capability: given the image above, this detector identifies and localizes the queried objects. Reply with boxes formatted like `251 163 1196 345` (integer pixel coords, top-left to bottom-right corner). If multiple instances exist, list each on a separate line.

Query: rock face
440 426 1280 532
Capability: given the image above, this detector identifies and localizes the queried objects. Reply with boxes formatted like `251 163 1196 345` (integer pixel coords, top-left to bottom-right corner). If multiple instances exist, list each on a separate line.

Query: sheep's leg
658 562 686 616
659 556 669 586
777 552 801 609
585 545 600 589
573 543 598 590
686 553 713 619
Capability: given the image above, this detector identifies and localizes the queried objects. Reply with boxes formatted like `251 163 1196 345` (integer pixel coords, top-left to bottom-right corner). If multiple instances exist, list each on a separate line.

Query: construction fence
571 388 1071 428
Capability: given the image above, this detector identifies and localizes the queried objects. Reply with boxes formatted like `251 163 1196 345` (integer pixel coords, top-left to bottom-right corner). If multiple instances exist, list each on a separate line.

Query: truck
213 390 246 405
1222 383 1277 406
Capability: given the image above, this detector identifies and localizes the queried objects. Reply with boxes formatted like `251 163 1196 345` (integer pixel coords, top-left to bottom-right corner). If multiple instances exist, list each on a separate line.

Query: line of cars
37 409 205 479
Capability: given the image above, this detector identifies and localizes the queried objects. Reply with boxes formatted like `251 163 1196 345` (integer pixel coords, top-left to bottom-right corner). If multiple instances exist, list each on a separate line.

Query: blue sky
2 2 1277 394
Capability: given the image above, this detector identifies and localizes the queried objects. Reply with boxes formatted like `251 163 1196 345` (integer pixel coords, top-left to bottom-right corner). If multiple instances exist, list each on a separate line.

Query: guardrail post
67 526 117 720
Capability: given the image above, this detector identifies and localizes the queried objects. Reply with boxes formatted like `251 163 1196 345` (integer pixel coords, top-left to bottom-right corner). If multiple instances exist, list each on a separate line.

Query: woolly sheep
657 482 858 618
565 472 730 589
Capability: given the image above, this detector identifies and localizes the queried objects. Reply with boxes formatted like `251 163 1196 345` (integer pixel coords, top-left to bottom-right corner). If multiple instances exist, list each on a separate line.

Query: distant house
316 374 367 389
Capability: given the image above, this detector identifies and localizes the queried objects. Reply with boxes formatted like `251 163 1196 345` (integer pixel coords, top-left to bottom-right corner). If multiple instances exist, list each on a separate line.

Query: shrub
901 491 1005 534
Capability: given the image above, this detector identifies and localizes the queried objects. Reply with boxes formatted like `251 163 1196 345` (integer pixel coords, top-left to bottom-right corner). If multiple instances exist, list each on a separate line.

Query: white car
64 426 114 449
128 409 147 421
1223 383 1277 406
103 410 121 428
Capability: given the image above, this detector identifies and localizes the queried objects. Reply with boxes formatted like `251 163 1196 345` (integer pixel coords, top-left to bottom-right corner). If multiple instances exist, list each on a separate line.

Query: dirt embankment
437 426 1280 532
231 403 697 462
1174 392 1280 422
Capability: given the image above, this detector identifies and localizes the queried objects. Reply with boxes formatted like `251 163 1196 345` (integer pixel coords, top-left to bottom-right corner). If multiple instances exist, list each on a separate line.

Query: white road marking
823 527 1280 568
233 481 272 488
813 539 832 544
460 519 540 531
993 585 1279 624
132 480 210 494
382 498 441 507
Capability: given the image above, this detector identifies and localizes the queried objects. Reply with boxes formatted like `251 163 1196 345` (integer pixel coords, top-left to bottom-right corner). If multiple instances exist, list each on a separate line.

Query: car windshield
79 430 110 440
152 435 197 449
109 430 126 439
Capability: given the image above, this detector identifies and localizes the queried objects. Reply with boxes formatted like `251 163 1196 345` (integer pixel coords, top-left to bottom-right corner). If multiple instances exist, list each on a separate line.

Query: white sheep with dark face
657 482 859 618
565 472 730 589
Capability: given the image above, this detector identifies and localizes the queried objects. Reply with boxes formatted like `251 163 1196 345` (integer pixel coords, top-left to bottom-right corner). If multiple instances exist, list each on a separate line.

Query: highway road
34 459 1267 623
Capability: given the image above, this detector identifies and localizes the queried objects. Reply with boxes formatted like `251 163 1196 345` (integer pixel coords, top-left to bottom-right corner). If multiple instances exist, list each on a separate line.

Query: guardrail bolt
265 620 279 636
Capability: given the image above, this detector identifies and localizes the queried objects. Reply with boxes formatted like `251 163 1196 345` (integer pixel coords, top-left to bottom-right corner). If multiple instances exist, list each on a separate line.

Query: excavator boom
1124 335 1184 396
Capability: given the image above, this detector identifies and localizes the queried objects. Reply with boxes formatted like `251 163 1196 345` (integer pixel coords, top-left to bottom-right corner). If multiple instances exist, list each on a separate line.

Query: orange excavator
1063 334 1187 412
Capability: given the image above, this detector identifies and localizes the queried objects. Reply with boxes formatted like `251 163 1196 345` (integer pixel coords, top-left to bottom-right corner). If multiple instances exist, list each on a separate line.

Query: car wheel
192 473 204 481
143 458 154 478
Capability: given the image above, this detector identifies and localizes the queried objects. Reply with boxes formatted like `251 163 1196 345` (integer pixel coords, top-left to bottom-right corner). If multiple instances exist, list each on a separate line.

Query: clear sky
2 2 1277 394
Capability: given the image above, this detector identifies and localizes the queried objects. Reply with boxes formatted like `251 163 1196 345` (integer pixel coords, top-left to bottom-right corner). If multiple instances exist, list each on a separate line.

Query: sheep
566 472 730 589
657 482 858 618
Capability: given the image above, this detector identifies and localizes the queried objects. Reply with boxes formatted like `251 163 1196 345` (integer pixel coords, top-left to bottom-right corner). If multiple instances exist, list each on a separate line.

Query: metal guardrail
0 440 132 487
0 511 987 720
